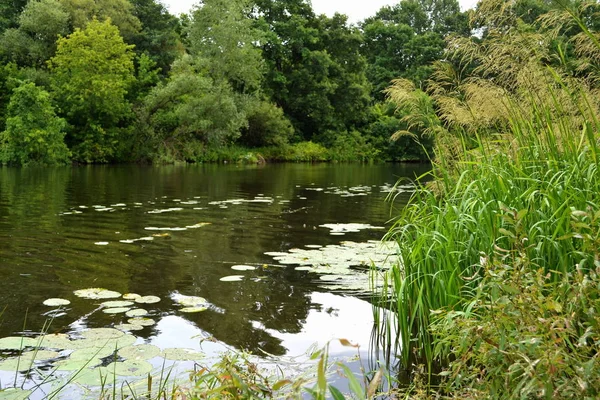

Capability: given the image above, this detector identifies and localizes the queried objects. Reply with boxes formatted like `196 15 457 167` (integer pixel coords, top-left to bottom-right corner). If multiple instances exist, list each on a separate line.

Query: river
0 163 428 397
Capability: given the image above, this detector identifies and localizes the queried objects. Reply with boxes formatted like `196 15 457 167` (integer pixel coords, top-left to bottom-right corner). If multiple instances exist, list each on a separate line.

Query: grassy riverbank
375 0 600 397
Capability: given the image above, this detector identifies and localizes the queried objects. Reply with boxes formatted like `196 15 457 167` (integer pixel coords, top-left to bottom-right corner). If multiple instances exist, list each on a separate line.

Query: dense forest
0 0 473 165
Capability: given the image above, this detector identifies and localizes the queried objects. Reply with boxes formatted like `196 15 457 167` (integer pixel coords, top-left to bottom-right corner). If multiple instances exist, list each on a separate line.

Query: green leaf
329 385 346 400
337 363 364 398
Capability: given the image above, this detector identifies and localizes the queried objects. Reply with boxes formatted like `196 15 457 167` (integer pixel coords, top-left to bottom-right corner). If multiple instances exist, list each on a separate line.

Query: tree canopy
0 0 482 164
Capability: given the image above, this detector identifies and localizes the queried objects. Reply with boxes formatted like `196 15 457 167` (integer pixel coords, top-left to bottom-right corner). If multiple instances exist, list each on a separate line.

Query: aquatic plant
377 0 600 374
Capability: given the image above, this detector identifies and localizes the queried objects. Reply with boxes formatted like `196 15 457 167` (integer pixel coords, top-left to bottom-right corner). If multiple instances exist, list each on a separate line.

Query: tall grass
376 0 600 372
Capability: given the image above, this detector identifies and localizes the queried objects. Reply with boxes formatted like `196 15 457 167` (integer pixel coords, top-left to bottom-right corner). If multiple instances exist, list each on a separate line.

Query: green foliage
49 18 135 163
0 0 27 33
363 102 434 161
188 0 264 93
286 141 330 162
253 1 371 142
0 0 70 67
377 0 600 376
361 0 468 98
327 130 380 162
135 55 246 163
130 0 183 75
240 98 293 147
58 0 142 43
0 81 69 165
433 209 600 398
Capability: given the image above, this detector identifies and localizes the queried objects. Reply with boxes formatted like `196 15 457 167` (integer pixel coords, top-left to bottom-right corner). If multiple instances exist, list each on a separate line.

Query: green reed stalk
378 74 600 371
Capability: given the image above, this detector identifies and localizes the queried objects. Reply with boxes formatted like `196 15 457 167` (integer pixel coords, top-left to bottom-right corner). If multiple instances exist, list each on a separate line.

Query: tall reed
376 0 600 371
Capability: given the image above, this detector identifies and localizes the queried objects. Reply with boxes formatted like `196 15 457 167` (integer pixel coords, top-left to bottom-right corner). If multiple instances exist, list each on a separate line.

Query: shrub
432 207 600 399
0 81 70 165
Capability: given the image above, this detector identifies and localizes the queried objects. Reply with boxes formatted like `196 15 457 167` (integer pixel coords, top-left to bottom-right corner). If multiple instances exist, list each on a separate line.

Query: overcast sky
162 0 480 22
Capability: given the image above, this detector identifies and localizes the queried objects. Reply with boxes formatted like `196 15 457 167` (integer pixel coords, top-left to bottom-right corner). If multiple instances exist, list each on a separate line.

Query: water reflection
0 164 428 362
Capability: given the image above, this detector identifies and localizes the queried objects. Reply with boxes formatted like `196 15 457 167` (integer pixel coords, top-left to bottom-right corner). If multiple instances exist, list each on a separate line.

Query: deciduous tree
0 81 70 165
48 18 135 162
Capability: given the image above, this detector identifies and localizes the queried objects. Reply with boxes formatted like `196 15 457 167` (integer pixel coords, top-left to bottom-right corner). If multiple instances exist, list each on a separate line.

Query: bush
0 81 70 165
432 207 600 399
286 141 330 162
240 98 294 148
329 130 380 162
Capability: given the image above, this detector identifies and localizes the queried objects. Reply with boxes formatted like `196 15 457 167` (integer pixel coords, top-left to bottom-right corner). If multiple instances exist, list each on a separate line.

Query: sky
162 0 480 22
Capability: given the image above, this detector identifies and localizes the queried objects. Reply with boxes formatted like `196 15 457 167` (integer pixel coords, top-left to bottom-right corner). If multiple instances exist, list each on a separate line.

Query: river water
0 163 427 397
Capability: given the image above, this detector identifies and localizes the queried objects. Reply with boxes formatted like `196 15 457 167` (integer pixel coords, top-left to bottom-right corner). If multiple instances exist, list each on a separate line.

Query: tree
135 55 246 162
58 0 142 42
252 0 371 142
130 0 183 75
0 81 70 165
48 18 135 163
188 0 264 93
0 0 28 33
0 0 70 67
361 0 468 98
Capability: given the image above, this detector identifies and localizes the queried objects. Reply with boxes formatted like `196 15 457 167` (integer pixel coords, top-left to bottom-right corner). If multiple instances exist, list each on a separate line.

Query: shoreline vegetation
0 0 458 166
374 0 600 398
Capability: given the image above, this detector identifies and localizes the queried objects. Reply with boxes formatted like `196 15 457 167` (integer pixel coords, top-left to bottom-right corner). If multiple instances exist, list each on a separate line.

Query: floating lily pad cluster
0 327 204 386
208 197 274 207
266 241 399 273
147 207 183 214
170 292 211 313
266 241 400 292
70 288 160 331
305 185 372 197
218 265 261 283
0 288 207 392
144 222 211 232
380 182 416 193
318 223 385 236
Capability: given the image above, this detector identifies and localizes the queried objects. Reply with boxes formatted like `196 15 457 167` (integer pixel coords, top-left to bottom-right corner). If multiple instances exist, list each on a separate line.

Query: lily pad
161 348 204 361
122 293 141 300
54 358 102 371
118 344 160 361
0 337 37 350
101 300 134 308
81 328 124 341
135 296 161 304
43 298 71 307
0 351 59 371
74 288 121 300
70 346 115 361
37 334 76 350
127 318 155 326
171 294 208 307
106 360 153 376
75 334 136 351
125 308 148 318
70 367 114 386
179 306 208 313
0 388 32 400
102 307 131 314
231 265 256 271
319 223 384 235
219 275 244 282
21 350 61 361
114 323 144 332
186 222 211 229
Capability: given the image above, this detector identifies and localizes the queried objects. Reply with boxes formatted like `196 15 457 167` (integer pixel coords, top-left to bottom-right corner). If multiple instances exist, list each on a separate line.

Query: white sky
162 0 480 22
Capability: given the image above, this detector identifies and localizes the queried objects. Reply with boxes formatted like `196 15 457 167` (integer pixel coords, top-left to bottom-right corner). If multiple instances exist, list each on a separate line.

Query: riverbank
130 142 429 165
374 1 600 397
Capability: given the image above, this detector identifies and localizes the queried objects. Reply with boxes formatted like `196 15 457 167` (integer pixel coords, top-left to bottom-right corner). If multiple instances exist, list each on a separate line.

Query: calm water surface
0 163 428 395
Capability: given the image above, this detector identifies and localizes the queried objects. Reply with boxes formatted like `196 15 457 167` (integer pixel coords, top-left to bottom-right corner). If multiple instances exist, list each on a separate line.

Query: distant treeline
0 0 475 164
